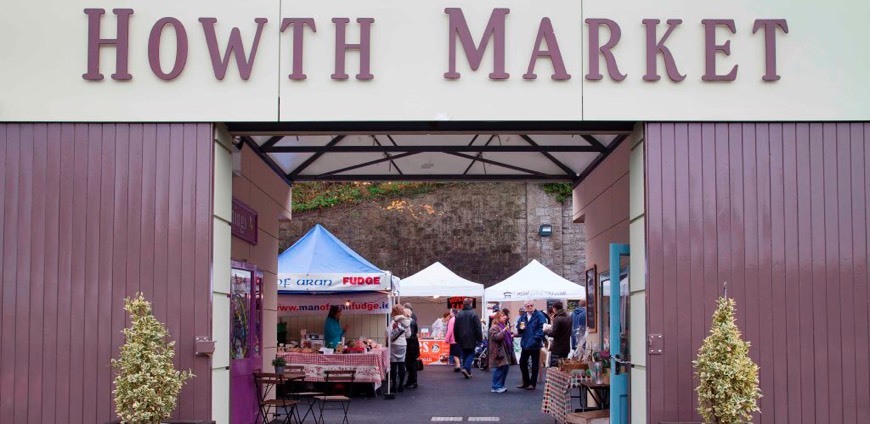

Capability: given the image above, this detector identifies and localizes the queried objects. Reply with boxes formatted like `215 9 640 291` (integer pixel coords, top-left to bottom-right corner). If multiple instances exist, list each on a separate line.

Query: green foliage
693 297 762 424
112 293 194 424
540 183 574 203
292 182 454 213
272 356 287 367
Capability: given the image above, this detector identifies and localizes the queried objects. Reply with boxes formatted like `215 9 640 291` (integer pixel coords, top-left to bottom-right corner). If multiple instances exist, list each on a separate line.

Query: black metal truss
261 145 603 153
239 136 295 187
294 174 571 182
287 135 345 179
572 133 630 189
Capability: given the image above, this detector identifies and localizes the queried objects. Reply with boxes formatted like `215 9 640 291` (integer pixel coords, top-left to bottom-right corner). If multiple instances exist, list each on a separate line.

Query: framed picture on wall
585 265 597 333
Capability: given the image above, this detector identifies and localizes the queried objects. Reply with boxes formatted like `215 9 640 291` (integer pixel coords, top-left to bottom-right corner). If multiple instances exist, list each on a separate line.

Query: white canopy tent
484 259 586 302
399 262 484 298
398 262 484 340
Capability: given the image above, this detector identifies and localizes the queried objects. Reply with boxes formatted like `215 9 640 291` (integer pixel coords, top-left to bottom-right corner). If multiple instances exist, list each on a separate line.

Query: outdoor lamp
538 224 553 237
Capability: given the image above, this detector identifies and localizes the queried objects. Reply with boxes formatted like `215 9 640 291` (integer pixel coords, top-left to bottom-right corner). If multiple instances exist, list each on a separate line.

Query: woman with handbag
388 305 411 394
488 311 516 393
403 304 421 389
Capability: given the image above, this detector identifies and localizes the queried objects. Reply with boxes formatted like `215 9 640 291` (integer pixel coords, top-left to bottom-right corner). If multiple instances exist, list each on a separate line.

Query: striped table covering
541 368 572 423
277 348 388 390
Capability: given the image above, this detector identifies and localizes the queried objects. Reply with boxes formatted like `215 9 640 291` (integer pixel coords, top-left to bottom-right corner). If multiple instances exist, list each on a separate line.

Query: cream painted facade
3 0 869 122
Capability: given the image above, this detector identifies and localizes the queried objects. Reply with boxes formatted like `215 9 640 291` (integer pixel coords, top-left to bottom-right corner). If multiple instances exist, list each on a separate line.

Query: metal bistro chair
284 365 323 423
313 370 356 424
254 372 300 424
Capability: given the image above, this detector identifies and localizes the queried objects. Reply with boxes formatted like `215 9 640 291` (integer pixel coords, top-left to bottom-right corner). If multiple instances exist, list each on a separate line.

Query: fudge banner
277 292 390 315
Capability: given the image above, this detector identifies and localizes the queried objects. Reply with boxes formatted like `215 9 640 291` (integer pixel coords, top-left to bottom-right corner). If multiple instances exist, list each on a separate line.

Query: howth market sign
82 8 788 83
3 0 868 122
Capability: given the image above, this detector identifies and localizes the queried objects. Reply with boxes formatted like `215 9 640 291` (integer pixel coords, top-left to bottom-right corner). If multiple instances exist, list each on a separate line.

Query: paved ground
308 364 555 424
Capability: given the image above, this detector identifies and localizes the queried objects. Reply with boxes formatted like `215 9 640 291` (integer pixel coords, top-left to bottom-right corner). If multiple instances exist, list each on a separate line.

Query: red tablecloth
277 348 388 390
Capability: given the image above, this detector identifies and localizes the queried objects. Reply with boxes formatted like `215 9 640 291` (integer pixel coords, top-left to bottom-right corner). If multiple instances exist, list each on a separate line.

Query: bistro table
277 347 389 391
577 380 610 411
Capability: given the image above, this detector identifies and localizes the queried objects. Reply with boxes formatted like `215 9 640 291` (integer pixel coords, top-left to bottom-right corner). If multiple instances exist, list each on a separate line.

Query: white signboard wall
1 0 867 121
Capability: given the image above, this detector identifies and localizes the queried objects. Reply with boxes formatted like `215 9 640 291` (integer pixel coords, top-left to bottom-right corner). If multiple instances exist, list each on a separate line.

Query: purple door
230 262 263 424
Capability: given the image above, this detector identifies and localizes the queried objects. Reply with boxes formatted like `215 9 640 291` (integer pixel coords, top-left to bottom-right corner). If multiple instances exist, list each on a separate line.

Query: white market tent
399 262 483 298
484 259 585 302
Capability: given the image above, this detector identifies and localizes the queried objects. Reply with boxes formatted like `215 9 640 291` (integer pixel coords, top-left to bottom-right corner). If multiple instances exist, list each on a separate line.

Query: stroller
472 340 489 370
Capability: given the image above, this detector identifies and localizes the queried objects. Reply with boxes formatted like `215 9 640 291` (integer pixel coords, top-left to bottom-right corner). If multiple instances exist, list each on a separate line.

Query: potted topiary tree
272 356 287 374
111 293 194 424
693 295 762 424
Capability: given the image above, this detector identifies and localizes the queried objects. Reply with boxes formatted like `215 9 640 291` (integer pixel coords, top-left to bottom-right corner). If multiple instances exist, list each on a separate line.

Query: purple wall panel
0 123 214 424
646 123 870 423
0 125 7 424
42 124 61 424
852 125 870 424
27 124 47 424
15 124 33 424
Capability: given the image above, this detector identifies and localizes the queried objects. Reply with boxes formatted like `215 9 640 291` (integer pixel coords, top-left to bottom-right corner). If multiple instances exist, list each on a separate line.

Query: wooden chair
284 365 322 423
254 372 300 424
313 370 356 424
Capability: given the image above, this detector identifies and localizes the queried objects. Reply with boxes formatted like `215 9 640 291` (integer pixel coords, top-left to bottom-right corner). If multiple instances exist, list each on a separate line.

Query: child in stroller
472 339 489 370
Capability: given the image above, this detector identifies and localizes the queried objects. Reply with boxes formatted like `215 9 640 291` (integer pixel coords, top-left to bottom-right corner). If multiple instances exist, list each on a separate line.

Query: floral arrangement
693 297 761 424
112 293 194 424
271 356 287 367
592 349 611 370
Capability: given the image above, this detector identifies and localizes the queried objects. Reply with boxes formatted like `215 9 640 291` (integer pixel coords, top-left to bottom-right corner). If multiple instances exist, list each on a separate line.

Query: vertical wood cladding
646 123 870 423
0 123 214 423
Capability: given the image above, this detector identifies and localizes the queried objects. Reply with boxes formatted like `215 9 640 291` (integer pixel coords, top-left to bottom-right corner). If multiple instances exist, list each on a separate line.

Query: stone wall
279 183 585 286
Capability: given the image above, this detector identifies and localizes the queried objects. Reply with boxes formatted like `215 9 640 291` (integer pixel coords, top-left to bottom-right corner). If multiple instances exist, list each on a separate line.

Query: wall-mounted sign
231 198 258 245
2 0 868 121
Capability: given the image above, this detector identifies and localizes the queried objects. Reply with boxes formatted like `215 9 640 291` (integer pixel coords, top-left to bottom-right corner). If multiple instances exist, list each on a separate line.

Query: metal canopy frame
229 122 636 186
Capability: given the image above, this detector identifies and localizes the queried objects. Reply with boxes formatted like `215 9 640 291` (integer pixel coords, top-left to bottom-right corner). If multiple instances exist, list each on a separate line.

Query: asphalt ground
299 364 555 424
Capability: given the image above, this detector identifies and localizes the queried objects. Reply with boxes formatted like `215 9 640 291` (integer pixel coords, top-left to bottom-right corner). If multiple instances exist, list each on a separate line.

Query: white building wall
628 126 647 424
211 125 235 424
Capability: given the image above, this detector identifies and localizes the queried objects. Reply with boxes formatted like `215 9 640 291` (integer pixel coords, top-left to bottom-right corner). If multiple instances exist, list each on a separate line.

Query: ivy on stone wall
292 182 457 213
540 183 573 203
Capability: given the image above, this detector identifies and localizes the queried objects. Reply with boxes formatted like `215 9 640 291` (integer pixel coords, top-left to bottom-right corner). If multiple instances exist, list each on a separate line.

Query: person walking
403 303 420 389
516 301 547 390
388 305 411 393
488 311 516 393
454 298 482 379
546 301 572 366
444 309 461 371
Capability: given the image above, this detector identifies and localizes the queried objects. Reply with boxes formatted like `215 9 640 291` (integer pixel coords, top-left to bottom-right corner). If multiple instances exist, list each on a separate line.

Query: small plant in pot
272 356 287 374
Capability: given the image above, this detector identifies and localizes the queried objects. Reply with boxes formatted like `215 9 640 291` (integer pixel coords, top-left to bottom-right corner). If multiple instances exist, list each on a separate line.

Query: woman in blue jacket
324 305 347 348
515 301 547 389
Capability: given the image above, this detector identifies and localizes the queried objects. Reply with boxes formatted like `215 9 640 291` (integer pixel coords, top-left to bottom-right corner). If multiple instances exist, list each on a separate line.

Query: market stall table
277 348 389 391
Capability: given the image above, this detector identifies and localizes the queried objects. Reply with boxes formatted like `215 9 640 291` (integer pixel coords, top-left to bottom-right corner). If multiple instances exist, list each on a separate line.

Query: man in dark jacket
546 301 572 366
453 298 482 379
516 300 547 389
403 303 420 388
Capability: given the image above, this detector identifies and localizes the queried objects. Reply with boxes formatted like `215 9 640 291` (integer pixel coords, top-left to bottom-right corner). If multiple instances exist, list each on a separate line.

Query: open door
230 262 263 424
608 244 630 424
